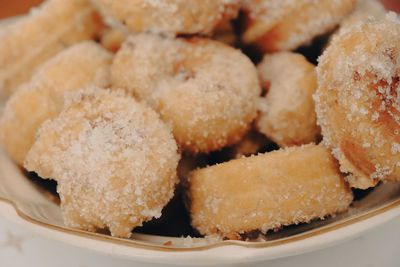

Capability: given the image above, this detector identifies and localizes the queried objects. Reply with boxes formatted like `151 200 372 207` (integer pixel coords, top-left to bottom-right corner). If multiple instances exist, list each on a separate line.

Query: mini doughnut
90 0 240 36
188 144 353 239
256 52 320 147
241 0 356 53
0 41 112 166
24 87 180 238
314 13 400 189
112 34 260 153
0 0 104 98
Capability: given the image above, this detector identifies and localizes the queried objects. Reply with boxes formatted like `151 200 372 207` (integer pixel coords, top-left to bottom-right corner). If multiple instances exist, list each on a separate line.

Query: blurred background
381 0 400 11
0 0 399 19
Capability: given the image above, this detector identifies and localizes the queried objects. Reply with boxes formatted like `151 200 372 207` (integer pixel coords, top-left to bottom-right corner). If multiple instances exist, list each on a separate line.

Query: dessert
0 41 112 166
0 0 104 98
1 0 397 241
256 51 320 147
314 13 400 189
24 87 180 238
188 144 353 239
112 34 260 153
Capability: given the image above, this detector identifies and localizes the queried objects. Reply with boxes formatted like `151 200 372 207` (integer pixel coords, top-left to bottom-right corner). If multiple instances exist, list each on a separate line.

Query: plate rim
1 192 400 264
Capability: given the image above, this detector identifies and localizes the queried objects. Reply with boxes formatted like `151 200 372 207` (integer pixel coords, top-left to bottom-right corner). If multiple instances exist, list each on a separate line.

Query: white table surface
1 213 400 267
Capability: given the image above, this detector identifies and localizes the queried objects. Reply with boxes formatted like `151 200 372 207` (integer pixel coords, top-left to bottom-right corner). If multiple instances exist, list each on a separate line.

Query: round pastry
188 144 353 239
0 0 104 98
90 0 239 36
314 13 400 189
0 41 112 166
256 52 320 147
24 87 180 238
112 34 260 153
241 0 356 53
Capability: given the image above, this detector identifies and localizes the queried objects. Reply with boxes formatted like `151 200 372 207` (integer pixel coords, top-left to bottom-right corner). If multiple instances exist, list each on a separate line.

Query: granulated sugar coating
0 41 112 166
4 0 399 242
188 144 353 239
112 34 260 153
0 0 104 98
90 0 239 36
241 0 356 52
315 13 400 189
24 87 180 238
256 52 320 147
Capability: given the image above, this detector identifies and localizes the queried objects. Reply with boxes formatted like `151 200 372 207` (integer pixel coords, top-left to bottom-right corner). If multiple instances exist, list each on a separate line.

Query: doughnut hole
112 34 260 153
24 87 180 237
315 14 400 188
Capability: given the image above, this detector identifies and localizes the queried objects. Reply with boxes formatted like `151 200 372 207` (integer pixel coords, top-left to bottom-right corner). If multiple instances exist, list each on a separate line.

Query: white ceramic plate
1 14 400 265
1 145 400 265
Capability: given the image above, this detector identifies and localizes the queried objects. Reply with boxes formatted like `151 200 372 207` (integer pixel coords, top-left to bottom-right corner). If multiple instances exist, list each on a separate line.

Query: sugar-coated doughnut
0 41 112 166
188 144 353 239
256 52 320 147
2 0 394 241
112 34 260 153
314 13 400 189
91 0 239 36
0 0 104 98
241 0 356 53
24 87 180 238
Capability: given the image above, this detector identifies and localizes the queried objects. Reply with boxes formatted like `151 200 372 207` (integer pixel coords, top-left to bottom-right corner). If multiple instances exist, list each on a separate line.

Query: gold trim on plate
1 195 400 252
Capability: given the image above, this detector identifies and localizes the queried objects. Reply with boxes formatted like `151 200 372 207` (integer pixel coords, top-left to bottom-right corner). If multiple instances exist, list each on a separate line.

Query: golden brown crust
256 52 320 147
0 41 112 166
315 14 400 188
24 87 180 238
0 0 104 98
189 144 353 238
111 34 260 153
